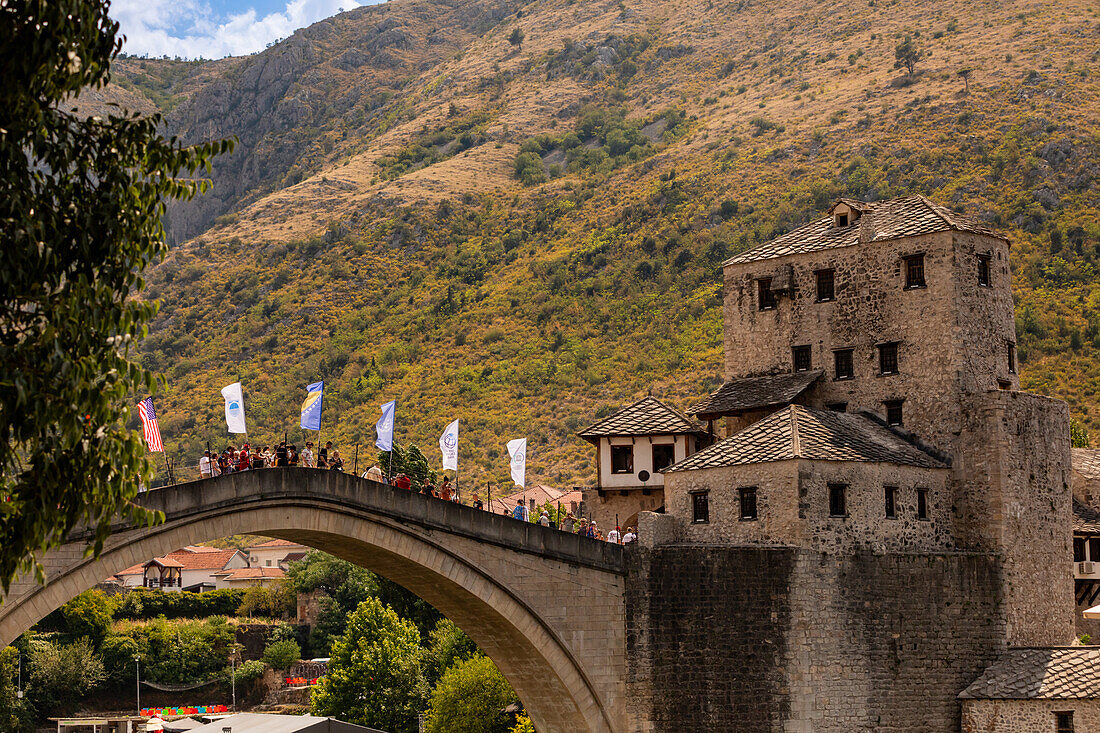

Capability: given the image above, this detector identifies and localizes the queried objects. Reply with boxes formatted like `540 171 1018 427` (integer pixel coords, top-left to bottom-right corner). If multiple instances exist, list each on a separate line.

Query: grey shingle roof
959 648 1100 700
577 396 707 442
725 195 1005 265
665 405 947 472
1075 500 1100 535
688 371 823 420
1074 448 1100 480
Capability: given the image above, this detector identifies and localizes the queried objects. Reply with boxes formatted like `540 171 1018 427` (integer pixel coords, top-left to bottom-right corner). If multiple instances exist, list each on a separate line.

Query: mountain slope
125 0 1100 488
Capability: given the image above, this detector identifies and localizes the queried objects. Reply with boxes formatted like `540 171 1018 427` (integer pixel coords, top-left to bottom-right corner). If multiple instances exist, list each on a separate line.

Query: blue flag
300 381 324 431
376 400 396 452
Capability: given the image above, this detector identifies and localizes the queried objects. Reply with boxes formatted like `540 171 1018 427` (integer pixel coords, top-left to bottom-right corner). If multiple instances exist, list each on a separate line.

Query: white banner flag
439 419 459 471
221 382 247 434
507 438 527 488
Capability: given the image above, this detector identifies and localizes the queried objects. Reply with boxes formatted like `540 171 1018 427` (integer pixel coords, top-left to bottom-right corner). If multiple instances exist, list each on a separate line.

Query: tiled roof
688 371 823 419
959 648 1100 699
116 549 242 576
1074 448 1100 480
1075 500 1100 535
726 195 1005 265
578 396 707 441
213 567 286 580
665 405 947 472
246 538 305 550
146 557 184 569
175 545 225 554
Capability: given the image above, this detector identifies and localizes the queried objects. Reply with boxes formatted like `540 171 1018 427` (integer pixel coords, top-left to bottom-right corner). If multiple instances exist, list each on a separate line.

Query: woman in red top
237 446 250 471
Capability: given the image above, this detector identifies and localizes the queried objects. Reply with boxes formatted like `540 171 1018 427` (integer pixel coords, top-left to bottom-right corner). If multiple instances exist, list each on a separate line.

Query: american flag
137 397 164 453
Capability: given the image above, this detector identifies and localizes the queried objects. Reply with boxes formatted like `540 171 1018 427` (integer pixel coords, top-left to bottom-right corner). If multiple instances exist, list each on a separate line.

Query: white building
244 539 309 570
113 546 248 593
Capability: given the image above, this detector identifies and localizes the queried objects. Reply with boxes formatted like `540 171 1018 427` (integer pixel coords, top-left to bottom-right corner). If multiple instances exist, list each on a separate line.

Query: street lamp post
134 654 141 715
229 643 243 712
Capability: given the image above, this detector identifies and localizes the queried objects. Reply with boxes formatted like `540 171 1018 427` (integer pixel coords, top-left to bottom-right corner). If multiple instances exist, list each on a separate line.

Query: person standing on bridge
607 526 621 544
561 512 575 533
199 450 213 479
471 492 484 510
302 442 315 468
329 449 344 471
364 463 383 482
512 498 529 522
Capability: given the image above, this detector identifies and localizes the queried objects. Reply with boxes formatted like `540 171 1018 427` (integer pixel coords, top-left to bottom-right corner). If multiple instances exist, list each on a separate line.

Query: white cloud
111 0 369 59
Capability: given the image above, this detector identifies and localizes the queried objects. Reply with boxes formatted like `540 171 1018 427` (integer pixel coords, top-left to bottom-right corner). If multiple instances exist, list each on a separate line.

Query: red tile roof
246 539 305 550
114 548 242 576
214 567 286 581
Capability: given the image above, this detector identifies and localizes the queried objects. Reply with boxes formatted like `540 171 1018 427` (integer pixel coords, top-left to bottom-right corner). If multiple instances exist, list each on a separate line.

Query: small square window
692 491 710 524
998 379 1012 390
828 483 847 517
815 269 835 302
977 254 992 287
884 486 897 519
834 349 854 380
1056 711 1074 733
879 343 899 375
1089 538 1100 562
1075 538 1087 563
916 488 929 520
884 400 903 426
652 444 675 473
826 402 848 412
611 445 634 474
904 254 926 289
758 278 777 310
836 212 849 227
739 487 758 520
792 345 812 372
1007 343 1017 374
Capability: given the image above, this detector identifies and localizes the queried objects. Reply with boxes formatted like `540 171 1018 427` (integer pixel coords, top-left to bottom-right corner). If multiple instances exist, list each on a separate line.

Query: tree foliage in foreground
311 597 428 733
0 0 231 589
426 655 519 733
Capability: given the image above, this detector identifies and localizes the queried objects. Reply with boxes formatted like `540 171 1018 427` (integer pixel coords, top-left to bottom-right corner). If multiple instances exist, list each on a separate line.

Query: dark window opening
904 254 926 289
1075 538 1087 563
998 379 1012 390
879 343 899 375
793 345 812 372
611 445 634 474
652 444 676 473
884 486 897 519
834 349 854 380
826 402 848 412
977 254 992 287
739 487 758 520
885 400 904 426
758 278 777 310
692 491 710 524
916 488 929 520
1090 538 1100 562
1056 711 1074 733
828 483 848 517
836 212 849 227
1008 343 1017 374
815 269 835 301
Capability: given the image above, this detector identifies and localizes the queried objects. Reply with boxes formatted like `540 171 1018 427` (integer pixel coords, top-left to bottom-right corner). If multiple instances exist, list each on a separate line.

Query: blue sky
111 0 384 59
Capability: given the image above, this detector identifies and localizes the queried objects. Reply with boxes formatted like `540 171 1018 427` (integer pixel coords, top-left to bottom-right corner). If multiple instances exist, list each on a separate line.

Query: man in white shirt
622 527 637 544
301 442 315 468
199 451 213 479
607 526 622 544
365 464 384 483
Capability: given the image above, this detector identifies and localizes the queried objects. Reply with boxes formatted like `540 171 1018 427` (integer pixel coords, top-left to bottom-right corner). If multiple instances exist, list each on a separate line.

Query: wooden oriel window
815 269 835 302
904 254 926 289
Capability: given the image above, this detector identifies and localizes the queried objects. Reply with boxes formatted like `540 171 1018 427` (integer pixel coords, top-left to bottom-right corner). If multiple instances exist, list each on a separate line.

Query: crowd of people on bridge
196 442 635 545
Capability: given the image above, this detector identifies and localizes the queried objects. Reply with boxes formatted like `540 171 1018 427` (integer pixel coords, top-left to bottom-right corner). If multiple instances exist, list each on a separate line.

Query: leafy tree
894 35 928 77
59 590 116 646
26 638 105 717
0 0 232 589
237 583 294 619
311 598 428 733
957 67 973 93
376 443 437 489
0 647 33 732
426 655 519 733
508 27 525 48
263 639 301 670
1072 419 1091 448
510 713 535 733
423 619 479 689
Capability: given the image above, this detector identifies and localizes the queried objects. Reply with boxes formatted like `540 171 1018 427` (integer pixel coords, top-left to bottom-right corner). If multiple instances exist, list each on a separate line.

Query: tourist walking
538 511 550 527
512 499 529 522
622 526 637 544
365 463 384 482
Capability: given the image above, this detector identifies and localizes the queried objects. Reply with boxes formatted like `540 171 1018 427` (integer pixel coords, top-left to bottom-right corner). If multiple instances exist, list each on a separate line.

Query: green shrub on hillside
263 639 302 670
115 588 245 620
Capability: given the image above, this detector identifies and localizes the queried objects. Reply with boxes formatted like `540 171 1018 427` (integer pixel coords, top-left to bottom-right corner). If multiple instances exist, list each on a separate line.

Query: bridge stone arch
0 470 627 733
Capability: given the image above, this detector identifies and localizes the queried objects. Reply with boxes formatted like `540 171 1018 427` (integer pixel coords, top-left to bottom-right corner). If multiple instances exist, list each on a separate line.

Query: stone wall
663 459 952 553
722 230 1016 453
583 488 664 536
962 699 1100 732
953 390 1074 646
626 545 1006 732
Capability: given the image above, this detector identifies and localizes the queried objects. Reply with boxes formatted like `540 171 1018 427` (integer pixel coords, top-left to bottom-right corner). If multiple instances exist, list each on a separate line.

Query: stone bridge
0 469 627 733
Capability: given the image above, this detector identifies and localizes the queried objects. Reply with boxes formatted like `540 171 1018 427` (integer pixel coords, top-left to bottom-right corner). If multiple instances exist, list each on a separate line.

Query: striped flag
137 397 164 453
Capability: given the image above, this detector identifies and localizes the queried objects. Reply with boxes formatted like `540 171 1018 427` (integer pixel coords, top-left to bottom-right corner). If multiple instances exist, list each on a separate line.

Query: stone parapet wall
625 545 1005 732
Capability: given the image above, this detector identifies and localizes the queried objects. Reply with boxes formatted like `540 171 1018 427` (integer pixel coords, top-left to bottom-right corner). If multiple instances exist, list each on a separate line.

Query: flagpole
387 402 394 482
354 444 359 476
